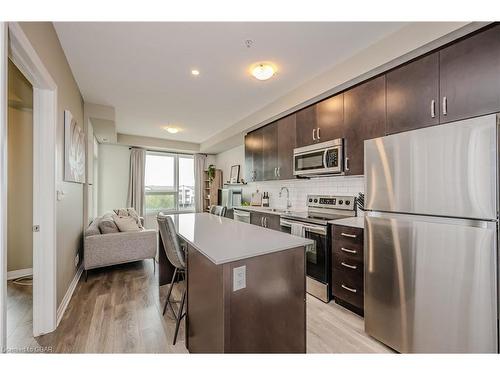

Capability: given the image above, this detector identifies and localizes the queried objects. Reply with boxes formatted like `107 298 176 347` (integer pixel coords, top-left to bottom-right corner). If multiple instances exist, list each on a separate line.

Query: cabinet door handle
431 99 436 118
317 127 321 140
344 157 349 172
341 262 357 270
277 167 280 177
264 217 268 228
442 96 447 116
261 217 264 226
341 232 357 238
312 128 316 141
274 167 277 177
341 247 357 254
341 284 357 293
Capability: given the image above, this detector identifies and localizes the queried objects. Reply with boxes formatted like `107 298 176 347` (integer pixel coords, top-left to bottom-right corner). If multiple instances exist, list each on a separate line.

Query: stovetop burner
281 194 357 225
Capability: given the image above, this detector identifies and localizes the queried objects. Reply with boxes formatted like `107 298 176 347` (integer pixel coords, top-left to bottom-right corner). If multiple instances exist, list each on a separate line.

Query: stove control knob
345 200 350 205
309 198 313 203
338 200 343 205
314 199 318 203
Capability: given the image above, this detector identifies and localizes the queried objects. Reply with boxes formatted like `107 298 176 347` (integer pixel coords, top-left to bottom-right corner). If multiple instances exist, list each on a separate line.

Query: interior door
0 21 7 352
365 212 498 353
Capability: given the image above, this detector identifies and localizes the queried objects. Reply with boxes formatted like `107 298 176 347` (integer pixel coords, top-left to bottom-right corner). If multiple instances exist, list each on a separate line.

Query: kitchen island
169 213 313 353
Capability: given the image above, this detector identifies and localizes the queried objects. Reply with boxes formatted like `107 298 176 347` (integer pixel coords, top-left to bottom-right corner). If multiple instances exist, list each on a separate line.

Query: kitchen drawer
333 224 363 245
332 268 364 310
332 250 363 276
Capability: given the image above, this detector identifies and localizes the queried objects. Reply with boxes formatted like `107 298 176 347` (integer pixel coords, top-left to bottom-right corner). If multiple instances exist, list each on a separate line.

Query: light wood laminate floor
6 260 392 353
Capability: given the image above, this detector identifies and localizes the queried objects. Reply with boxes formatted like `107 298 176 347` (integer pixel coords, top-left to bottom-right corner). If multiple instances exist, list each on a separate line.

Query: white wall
214 145 244 183
98 143 130 215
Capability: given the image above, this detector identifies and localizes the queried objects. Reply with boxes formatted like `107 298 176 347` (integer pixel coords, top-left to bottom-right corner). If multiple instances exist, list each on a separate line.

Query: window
144 152 195 213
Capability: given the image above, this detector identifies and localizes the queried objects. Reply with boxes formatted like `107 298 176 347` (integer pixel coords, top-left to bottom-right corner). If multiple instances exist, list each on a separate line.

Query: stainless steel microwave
293 139 343 176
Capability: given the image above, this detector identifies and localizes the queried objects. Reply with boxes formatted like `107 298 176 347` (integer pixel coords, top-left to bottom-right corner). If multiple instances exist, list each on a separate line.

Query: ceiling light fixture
250 62 276 81
191 69 200 76
165 127 179 134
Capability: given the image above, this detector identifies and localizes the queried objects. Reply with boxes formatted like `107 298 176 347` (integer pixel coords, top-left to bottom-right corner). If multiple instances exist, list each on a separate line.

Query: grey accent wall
19 22 85 306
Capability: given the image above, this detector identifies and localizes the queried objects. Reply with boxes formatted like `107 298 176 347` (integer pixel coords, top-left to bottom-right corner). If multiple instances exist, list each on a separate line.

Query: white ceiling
54 22 407 144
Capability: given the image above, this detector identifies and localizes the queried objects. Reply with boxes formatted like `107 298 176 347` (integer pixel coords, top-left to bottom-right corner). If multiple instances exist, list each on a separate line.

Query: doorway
6 59 36 351
1 22 58 352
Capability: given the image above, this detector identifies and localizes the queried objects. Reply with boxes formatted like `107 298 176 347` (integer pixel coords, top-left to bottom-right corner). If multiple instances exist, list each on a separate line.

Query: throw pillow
113 208 128 217
114 215 141 232
126 208 143 228
99 215 120 234
85 218 101 237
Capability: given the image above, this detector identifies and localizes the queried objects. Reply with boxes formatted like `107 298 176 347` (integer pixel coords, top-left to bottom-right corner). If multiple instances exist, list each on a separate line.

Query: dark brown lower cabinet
331 224 364 316
250 211 281 231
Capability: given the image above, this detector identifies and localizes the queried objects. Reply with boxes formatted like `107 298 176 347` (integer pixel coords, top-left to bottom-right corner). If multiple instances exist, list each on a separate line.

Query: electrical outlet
74 254 79 268
233 265 246 292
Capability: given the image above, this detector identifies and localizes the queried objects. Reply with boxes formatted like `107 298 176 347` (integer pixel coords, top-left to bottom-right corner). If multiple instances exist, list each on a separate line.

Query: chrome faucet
279 187 292 210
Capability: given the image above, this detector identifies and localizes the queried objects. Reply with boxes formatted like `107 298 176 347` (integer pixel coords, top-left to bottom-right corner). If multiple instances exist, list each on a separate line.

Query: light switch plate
233 265 246 292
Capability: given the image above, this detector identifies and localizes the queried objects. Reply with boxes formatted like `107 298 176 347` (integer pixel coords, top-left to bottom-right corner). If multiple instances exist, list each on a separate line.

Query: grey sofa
84 212 157 279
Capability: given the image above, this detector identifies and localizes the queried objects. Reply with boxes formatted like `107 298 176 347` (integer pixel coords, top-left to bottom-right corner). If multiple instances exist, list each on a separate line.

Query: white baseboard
56 265 83 327
7 268 33 280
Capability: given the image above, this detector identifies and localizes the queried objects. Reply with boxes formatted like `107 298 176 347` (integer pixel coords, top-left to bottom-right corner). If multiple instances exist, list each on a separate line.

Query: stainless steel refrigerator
364 114 499 353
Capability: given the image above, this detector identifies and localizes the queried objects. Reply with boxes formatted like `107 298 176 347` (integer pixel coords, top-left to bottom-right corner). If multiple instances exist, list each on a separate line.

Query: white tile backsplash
242 175 364 211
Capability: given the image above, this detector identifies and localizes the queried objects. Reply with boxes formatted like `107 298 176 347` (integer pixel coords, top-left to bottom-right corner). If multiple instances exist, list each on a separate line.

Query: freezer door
364 114 497 220
365 212 498 353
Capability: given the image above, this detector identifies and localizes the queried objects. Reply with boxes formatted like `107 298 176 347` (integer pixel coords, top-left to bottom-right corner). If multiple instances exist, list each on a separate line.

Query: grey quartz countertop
169 213 313 265
329 217 365 229
232 205 288 216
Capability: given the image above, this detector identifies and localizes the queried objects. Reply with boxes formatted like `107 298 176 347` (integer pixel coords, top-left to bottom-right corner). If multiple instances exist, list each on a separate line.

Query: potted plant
207 164 216 183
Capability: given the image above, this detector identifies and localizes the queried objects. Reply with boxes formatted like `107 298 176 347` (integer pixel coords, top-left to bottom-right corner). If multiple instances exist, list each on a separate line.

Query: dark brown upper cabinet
439 24 500 124
295 105 318 148
316 94 344 141
262 121 278 181
244 128 263 182
276 114 296 180
344 76 386 176
386 52 440 134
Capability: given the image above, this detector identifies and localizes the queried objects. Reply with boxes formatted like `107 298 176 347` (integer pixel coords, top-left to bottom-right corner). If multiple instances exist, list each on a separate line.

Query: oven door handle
323 149 328 169
280 219 326 235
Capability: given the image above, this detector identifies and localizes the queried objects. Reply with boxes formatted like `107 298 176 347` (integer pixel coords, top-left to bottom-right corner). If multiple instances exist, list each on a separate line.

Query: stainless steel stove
280 194 356 302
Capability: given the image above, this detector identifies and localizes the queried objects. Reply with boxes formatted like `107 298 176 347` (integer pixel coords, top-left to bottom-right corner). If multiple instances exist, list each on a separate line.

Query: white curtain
194 153 207 213
127 148 146 216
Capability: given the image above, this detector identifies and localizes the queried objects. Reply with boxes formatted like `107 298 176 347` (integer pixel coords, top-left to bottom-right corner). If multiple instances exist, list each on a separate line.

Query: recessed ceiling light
250 62 276 81
164 127 179 134
191 69 200 76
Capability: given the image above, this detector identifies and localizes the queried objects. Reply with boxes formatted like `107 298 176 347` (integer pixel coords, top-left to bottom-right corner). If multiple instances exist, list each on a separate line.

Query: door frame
0 22 58 350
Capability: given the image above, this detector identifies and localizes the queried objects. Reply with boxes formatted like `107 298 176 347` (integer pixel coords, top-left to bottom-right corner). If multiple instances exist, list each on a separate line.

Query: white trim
0 21 8 354
7 22 58 338
7 268 33 280
56 265 82 327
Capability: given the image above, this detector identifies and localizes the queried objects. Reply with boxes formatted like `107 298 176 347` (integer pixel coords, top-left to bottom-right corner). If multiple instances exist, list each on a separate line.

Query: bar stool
209 205 227 217
157 213 187 345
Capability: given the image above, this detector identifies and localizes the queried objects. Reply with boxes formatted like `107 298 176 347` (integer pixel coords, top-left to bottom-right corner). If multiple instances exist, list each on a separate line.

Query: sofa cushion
99 214 120 234
85 218 101 237
114 215 141 232
113 207 143 228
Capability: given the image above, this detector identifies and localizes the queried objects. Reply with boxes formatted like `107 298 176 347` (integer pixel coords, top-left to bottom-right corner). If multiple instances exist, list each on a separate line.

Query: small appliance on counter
250 190 263 206
280 194 356 302
219 187 243 209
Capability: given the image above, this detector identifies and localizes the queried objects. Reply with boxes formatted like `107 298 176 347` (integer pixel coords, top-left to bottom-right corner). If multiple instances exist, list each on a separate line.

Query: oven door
293 146 342 176
280 219 330 301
